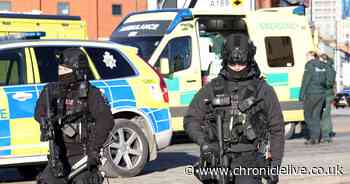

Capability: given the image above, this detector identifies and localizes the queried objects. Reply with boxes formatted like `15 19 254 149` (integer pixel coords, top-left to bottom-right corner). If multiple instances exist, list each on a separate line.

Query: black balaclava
58 48 89 85
220 33 260 81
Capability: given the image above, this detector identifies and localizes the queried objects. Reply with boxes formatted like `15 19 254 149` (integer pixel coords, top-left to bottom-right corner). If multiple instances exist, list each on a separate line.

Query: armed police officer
184 33 285 184
35 48 114 184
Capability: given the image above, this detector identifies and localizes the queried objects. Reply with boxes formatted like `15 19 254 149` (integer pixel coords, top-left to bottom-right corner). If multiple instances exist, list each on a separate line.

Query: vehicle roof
0 39 137 53
0 13 81 20
190 6 299 16
125 6 300 18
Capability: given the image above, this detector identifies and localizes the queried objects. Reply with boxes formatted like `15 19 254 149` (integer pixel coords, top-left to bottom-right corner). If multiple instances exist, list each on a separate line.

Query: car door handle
186 80 197 83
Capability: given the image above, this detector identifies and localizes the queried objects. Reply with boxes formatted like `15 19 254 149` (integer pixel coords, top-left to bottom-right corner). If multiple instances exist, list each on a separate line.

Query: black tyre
17 164 45 179
101 119 149 178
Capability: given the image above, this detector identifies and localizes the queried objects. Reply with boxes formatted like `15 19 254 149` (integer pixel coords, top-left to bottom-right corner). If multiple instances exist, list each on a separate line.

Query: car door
0 47 43 157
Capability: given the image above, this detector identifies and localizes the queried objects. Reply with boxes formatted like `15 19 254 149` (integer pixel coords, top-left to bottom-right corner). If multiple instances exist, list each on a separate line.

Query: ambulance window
0 48 26 86
155 36 192 72
85 47 136 79
265 37 294 67
34 47 94 83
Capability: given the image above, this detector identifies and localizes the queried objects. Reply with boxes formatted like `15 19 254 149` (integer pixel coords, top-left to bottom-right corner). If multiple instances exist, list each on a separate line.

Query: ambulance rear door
246 9 315 123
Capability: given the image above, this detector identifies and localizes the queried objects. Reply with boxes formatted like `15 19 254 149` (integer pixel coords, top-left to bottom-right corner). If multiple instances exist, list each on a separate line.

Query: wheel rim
108 127 143 170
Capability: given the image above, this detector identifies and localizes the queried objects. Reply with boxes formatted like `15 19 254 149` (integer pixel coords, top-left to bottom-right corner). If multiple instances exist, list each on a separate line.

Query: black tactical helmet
222 33 256 66
59 48 89 82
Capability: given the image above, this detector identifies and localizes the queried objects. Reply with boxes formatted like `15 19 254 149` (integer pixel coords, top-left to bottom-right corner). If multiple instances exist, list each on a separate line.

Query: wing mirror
160 58 170 75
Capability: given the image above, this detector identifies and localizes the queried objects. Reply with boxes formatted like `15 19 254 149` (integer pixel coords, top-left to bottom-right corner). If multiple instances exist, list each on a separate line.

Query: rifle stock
43 86 65 177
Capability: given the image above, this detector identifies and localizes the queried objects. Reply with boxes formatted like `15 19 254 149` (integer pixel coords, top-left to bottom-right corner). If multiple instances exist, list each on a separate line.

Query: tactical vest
208 77 268 153
54 83 95 155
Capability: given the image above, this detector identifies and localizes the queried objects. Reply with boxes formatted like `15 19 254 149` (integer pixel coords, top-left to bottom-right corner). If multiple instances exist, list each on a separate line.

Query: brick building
0 0 148 40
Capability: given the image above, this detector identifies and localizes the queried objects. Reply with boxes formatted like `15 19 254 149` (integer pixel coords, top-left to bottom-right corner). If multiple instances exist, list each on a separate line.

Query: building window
265 36 294 67
57 2 70 15
0 1 11 11
112 4 122 16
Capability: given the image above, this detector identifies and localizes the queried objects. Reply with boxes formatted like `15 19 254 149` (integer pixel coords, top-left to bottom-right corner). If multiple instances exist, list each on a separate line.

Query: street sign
192 0 253 10
231 0 244 7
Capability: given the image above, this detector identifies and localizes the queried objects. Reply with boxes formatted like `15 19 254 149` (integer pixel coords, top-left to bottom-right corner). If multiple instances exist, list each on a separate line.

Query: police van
0 13 88 39
110 7 316 139
0 33 172 177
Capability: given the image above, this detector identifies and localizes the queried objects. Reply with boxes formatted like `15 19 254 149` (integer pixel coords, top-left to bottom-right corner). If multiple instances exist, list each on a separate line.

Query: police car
0 32 172 177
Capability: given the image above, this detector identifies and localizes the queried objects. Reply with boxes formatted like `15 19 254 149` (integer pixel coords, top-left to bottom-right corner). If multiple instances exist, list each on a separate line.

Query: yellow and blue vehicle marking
92 79 170 133
266 73 301 100
0 79 171 157
0 85 42 156
164 78 198 106
265 72 304 122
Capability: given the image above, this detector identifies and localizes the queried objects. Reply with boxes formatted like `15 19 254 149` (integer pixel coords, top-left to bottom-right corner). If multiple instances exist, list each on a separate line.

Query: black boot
304 139 319 145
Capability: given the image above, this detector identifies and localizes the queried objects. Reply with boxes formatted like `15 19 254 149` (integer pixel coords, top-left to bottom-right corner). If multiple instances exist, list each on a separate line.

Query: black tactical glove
87 152 100 170
267 160 281 184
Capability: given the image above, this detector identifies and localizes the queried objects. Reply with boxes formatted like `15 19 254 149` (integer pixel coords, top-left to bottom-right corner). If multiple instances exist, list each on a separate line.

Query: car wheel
101 119 149 178
285 122 295 140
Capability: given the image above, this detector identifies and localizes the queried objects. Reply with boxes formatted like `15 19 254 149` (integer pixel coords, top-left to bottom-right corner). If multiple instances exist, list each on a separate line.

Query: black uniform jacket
184 66 285 161
34 82 115 157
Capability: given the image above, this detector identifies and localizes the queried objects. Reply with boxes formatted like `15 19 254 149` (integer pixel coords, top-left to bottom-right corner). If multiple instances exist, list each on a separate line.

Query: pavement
1 108 350 184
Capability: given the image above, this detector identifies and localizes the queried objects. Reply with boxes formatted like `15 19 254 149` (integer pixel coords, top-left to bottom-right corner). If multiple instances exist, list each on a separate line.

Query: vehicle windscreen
111 36 162 61
111 20 172 61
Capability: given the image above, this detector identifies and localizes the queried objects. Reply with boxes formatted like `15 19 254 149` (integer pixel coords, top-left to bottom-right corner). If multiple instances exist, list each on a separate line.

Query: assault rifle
41 86 67 178
211 95 230 184
194 95 231 184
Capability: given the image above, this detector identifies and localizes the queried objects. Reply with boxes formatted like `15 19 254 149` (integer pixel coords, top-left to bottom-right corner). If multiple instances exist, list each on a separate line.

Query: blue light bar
0 31 46 41
293 5 305 15
166 9 193 34
22 31 46 38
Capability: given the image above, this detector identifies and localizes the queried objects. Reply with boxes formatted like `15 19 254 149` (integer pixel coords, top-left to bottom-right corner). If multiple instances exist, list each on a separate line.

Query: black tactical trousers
201 175 262 184
37 156 103 184
231 152 263 184
303 94 325 141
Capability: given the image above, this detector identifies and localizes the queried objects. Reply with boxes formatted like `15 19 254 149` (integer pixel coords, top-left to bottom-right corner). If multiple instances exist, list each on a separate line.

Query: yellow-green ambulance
0 13 88 39
111 7 316 139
